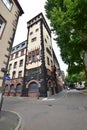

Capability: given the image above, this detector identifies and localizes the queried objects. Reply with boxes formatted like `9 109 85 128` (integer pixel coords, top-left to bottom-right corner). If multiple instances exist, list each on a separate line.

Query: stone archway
9 84 15 96
26 80 40 97
16 83 23 96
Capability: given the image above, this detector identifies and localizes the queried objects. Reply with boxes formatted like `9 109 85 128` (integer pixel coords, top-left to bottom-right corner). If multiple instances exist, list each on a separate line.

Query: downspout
22 27 30 96
40 19 47 97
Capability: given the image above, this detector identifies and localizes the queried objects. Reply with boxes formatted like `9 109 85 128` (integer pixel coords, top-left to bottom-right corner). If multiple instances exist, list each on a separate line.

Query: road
2 90 87 130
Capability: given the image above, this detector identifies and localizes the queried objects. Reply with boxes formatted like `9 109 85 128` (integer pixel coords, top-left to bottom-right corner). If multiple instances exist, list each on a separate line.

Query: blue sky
14 0 68 75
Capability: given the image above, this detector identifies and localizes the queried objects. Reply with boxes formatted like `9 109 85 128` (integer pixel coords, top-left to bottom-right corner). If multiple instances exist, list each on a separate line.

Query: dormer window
2 0 13 11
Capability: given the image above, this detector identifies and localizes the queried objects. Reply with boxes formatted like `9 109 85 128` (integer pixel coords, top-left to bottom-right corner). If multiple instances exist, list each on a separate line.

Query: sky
14 0 68 75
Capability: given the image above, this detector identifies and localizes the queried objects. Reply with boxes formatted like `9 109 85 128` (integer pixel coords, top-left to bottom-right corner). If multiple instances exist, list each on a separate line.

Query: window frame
18 71 22 77
15 52 18 58
12 71 16 78
2 0 13 11
9 63 12 70
21 49 24 56
31 37 37 42
0 15 6 39
14 61 17 68
47 57 50 66
19 59 23 67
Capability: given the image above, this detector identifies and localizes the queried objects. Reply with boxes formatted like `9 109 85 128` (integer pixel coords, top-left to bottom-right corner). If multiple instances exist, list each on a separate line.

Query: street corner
0 110 22 130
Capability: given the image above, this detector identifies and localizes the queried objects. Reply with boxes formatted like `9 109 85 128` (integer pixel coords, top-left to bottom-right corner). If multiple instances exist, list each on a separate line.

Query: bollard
47 91 50 97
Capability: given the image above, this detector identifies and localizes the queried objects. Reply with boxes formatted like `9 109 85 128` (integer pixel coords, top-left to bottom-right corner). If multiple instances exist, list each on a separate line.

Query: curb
6 110 22 130
11 111 22 130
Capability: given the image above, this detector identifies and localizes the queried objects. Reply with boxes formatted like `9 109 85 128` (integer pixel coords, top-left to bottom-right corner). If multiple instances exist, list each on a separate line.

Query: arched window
10 84 15 92
16 84 22 92
28 82 38 92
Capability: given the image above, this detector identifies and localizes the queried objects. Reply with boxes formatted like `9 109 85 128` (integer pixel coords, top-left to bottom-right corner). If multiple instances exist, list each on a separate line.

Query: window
14 62 17 68
16 46 20 49
32 55 35 62
12 71 16 78
16 84 22 92
36 54 39 61
35 28 39 32
21 50 24 56
12 48 15 52
10 84 15 92
2 0 13 11
9 64 12 70
31 37 37 42
0 15 6 38
46 47 52 56
18 71 22 77
19 59 23 67
51 60 53 66
21 43 25 47
15 52 18 58
28 57 32 63
10 54 14 60
30 32 33 35
45 38 47 43
47 57 50 65
28 83 38 92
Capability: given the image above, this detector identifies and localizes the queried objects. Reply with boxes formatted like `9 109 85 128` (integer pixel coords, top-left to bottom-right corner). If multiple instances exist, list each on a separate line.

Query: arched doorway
28 82 39 97
16 83 23 96
9 84 15 96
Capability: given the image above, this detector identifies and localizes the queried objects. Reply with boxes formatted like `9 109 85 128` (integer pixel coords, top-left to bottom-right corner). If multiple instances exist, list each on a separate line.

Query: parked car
75 85 85 90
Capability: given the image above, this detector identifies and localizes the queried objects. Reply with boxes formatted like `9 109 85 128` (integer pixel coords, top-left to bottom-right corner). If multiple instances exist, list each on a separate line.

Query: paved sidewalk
0 110 21 130
42 90 66 101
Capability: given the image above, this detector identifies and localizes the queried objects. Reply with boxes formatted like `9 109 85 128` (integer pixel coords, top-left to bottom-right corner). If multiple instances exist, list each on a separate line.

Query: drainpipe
40 19 47 97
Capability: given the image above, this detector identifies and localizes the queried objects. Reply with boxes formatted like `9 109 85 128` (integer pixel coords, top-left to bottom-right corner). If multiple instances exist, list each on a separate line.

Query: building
6 13 63 97
6 41 27 96
0 0 23 90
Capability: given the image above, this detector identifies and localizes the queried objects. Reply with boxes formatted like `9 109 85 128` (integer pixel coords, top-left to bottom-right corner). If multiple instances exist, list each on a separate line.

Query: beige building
25 13 63 97
6 13 63 97
0 0 23 88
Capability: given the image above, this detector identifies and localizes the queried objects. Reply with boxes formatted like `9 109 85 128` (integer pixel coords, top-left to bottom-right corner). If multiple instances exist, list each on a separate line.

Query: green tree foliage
65 71 86 84
45 0 87 77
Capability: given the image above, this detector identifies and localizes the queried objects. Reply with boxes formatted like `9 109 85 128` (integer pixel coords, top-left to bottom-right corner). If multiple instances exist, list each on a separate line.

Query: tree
45 0 87 78
65 71 86 84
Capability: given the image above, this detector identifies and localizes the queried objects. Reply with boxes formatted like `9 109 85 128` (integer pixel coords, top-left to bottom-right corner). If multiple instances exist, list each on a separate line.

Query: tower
7 13 63 97
26 13 54 97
